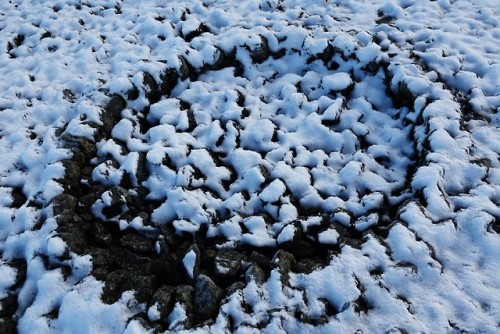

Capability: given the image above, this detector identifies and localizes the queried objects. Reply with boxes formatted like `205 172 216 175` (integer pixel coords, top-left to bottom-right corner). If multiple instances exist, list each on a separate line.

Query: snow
182 249 197 279
0 0 499 333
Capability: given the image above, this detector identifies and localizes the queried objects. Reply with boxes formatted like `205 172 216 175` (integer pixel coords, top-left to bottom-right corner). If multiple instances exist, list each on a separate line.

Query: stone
60 160 81 185
101 186 129 218
226 281 245 297
142 72 159 100
248 251 271 272
120 233 155 255
194 274 224 324
158 68 179 97
129 274 157 303
147 257 183 286
149 286 176 323
249 35 270 63
10 186 27 208
102 270 129 304
0 317 17 334
276 221 302 250
90 222 114 248
175 285 194 329
89 247 114 280
61 134 96 157
48 194 77 216
183 23 209 42
102 94 126 132
214 249 247 279
270 250 296 284
245 263 266 285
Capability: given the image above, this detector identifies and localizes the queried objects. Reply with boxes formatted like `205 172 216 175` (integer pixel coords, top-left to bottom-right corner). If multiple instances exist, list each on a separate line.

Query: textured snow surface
0 0 499 333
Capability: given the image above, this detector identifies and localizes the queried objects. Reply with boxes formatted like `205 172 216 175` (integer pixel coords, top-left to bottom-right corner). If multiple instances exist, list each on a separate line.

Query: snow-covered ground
0 0 499 333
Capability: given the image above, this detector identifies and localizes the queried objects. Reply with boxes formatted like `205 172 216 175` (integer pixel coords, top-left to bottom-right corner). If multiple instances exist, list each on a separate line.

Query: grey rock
214 249 247 279
194 274 224 324
226 281 245 297
60 160 81 185
276 221 302 249
101 186 129 218
0 317 17 334
102 270 129 304
149 286 175 323
245 263 267 285
158 68 179 97
270 250 296 284
129 274 157 303
175 285 194 329
60 134 96 158
120 233 155 255
249 35 270 63
142 72 158 100
48 193 77 216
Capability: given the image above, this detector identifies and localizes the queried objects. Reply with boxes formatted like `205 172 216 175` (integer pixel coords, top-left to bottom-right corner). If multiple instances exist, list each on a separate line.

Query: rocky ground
0 1 499 333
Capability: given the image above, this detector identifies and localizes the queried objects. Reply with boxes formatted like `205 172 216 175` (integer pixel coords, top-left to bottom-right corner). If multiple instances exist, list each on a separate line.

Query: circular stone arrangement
48 25 426 331
1 2 498 333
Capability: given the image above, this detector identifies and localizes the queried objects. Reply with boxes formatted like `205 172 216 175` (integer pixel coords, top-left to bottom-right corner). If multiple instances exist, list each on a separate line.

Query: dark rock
277 221 302 250
200 249 216 275
226 281 245 297
339 236 363 250
10 186 27 208
89 247 115 280
120 233 155 255
194 274 224 324
147 257 183 286
102 94 126 132
248 251 271 272
69 147 86 165
129 274 157 303
295 258 323 274
114 248 152 272
270 250 296 284
11 259 27 289
0 317 17 334
61 134 96 158
158 68 179 97
136 152 148 184
56 211 87 254
214 249 247 279
126 85 139 100
105 94 127 120
290 238 316 258
90 222 114 248
142 72 159 100
101 186 129 218
60 160 81 185
149 286 175 323
102 270 129 304
245 263 266 285
174 285 194 329
0 293 17 317
48 194 77 216
183 23 209 42
178 56 191 81
249 35 270 63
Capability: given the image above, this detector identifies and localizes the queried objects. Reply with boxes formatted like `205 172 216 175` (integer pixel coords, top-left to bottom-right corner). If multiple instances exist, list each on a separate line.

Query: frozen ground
0 0 499 333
